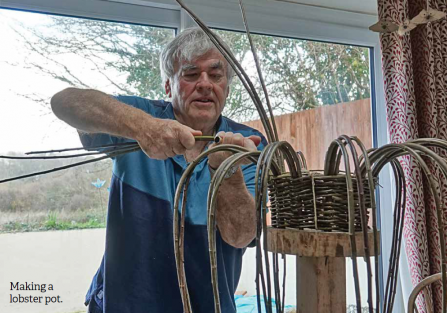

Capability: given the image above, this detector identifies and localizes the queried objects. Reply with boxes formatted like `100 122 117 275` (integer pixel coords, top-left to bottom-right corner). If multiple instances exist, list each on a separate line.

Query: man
51 27 267 313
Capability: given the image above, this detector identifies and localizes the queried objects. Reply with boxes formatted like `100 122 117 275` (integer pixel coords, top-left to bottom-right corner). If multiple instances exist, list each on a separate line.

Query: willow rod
352 136 380 311
367 140 447 312
408 273 443 313
387 161 405 313
1 151 109 160
339 135 373 313
237 0 280 147
238 0 285 171
172 144 257 312
0 145 141 184
324 139 362 313
207 151 261 313
25 141 139 154
254 141 302 313
175 0 278 143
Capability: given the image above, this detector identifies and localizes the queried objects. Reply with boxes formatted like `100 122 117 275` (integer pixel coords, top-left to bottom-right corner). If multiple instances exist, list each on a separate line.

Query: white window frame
0 0 399 310
0 0 180 28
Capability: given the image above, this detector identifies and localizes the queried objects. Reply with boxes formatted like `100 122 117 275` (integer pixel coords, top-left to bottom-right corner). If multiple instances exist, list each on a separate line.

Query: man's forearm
51 88 147 140
215 168 257 249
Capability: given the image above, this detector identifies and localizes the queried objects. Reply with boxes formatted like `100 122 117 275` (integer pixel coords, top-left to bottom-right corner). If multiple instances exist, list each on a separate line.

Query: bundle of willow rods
172 144 259 313
0 141 141 184
174 1 288 312
0 137 217 184
366 139 447 313
175 2 447 313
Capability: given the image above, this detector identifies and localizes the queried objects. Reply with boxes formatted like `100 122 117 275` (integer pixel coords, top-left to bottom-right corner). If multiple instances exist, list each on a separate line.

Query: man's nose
196 72 213 91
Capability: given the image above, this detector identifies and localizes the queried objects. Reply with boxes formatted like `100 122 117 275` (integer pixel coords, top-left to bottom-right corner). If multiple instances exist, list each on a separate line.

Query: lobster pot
268 173 373 232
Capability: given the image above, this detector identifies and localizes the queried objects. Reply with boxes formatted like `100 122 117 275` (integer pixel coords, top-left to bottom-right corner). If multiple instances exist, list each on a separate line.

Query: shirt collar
161 100 226 133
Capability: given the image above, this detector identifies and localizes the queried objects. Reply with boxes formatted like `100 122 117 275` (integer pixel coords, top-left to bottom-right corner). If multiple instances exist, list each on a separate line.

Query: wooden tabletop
266 227 380 257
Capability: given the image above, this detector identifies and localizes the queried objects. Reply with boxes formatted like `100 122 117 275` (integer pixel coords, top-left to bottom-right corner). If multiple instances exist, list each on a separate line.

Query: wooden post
296 256 346 313
267 227 379 312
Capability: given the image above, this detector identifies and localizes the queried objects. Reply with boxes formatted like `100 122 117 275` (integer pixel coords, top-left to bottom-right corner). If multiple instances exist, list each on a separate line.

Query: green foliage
2 214 105 232
42 211 105 231
45 211 58 229
0 155 111 233
346 305 376 312
215 30 370 120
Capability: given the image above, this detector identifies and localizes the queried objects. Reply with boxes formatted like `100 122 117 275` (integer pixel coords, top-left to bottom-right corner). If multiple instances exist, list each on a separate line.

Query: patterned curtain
378 0 447 311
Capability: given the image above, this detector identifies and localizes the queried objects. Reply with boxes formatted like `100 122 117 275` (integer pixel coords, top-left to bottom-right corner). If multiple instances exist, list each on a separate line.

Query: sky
0 9 82 153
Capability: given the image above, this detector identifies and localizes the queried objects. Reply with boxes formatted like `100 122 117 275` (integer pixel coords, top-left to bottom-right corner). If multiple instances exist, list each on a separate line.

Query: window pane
0 10 175 227
0 9 174 312
215 29 370 124
0 9 174 153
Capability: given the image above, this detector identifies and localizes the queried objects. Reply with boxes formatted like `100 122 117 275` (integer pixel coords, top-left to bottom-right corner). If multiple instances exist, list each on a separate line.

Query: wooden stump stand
267 227 379 313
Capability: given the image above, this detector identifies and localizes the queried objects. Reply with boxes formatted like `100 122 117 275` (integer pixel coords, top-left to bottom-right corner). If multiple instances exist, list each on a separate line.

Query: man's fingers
183 125 202 137
138 119 203 159
164 147 177 158
247 135 262 147
178 126 200 150
215 132 260 147
217 131 235 145
164 148 176 158
208 132 262 168
212 132 260 150
243 137 257 151
173 145 186 155
216 131 226 143
231 133 245 146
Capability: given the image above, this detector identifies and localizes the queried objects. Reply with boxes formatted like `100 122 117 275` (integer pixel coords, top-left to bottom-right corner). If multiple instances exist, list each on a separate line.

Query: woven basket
268 171 373 232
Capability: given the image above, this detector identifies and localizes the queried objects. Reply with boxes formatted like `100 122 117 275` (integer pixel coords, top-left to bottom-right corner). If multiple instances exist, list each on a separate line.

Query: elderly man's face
167 50 230 132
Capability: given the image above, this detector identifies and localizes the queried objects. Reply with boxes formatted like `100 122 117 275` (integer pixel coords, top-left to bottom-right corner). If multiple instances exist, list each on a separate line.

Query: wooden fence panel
242 99 372 170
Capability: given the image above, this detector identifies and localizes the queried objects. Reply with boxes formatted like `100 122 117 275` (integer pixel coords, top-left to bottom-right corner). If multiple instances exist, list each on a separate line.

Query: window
216 29 371 123
0 9 175 230
0 8 175 312
216 29 377 310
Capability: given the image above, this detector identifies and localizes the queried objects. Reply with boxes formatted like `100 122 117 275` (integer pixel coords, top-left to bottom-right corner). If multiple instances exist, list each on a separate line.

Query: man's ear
225 85 230 98
165 79 172 97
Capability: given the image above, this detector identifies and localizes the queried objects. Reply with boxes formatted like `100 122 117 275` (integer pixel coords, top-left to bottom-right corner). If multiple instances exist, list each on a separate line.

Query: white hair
159 27 234 86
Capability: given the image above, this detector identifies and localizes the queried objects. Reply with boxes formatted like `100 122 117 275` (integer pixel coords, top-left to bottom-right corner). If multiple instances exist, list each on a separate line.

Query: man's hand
50 88 202 160
209 131 261 248
207 131 261 169
135 116 202 159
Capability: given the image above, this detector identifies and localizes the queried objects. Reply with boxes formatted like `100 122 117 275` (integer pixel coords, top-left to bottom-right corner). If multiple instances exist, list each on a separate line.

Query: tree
216 30 370 119
6 14 370 122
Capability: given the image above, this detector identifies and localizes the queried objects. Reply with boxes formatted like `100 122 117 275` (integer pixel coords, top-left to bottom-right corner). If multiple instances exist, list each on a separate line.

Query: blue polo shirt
84 96 267 313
